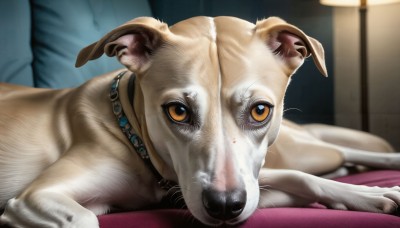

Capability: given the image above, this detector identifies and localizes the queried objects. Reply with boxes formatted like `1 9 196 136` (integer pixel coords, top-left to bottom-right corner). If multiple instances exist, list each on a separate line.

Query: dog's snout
202 188 247 221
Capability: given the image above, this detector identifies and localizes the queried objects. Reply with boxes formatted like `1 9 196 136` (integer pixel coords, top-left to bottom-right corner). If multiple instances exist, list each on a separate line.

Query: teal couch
0 0 151 88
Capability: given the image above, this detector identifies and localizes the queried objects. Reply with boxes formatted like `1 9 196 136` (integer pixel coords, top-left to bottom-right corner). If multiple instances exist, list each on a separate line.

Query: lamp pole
360 0 369 132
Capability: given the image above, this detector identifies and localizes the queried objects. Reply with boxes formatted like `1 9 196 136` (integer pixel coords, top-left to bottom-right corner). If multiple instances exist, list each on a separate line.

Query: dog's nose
202 188 247 221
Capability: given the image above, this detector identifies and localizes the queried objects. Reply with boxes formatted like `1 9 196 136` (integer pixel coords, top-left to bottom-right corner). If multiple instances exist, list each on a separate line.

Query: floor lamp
320 0 400 132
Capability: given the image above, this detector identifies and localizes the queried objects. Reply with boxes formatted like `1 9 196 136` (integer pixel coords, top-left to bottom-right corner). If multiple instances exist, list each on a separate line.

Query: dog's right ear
75 17 169 73
255 17 327 77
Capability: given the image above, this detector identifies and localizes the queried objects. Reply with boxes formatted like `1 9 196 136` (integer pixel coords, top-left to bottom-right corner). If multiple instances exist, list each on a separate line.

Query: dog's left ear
75 17 169 73
255 17 327 77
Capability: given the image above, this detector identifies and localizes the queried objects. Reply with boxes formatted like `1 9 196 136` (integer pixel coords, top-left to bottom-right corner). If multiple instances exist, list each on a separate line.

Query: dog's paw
1 196 99 228
327 185 400 214
382 154 400 170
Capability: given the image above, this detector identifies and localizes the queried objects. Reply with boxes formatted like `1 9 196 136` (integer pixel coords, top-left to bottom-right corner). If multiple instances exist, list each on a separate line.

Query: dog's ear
255 17 327 77
75 17 169 73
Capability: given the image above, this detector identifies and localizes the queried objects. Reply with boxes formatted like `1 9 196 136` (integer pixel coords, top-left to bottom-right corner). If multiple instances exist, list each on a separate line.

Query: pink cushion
99 170 400 227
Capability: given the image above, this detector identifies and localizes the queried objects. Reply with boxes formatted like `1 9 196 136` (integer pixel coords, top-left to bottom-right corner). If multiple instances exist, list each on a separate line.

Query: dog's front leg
0 155 104 228
1 191 98 228
258 169 400 213
258 187 314 208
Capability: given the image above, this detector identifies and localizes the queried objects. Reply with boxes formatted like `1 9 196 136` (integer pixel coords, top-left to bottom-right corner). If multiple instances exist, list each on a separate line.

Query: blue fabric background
0 1 34 86
31 0 152 88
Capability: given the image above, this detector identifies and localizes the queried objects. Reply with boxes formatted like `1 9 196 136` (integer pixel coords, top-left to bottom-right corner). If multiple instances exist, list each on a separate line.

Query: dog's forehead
169 16 254 41
164 16 286 95
144 16 287 104
166 16 276 79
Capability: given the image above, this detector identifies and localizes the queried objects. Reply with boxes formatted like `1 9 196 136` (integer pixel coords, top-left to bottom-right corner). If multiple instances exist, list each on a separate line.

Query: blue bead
119 116 128 127
130 135 139 146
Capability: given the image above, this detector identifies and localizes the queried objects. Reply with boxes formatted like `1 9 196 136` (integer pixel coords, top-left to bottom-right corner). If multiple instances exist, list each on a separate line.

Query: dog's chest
97 163 166 210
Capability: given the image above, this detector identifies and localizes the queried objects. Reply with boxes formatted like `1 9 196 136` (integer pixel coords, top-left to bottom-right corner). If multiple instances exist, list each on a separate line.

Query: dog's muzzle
202 188 247 221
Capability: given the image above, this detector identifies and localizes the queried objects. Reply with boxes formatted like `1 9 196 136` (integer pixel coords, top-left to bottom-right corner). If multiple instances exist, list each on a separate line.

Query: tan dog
1 16 399 227
268 120 400 177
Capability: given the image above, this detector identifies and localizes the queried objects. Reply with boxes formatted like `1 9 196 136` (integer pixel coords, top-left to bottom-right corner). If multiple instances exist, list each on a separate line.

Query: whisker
259 188 271 192
283 107 303 113
238 80 261 104
259 184 271 188
161 184 188 209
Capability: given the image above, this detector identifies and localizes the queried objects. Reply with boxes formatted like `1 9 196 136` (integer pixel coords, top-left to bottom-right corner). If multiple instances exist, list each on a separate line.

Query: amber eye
166 103 190 123
250 104 271 123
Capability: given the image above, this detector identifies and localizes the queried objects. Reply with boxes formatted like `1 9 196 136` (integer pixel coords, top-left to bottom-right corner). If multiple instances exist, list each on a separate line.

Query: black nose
202 188 247 221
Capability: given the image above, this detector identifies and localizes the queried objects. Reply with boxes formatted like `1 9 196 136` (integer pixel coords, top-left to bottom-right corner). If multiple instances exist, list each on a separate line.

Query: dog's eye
250 104 271 123
165 103 190 123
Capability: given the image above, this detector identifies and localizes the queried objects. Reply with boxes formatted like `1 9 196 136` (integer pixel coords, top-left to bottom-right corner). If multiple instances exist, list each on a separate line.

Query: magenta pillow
99 170 400 228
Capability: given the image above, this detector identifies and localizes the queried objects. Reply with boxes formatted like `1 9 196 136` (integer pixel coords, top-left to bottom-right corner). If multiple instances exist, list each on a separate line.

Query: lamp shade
320 0 400 6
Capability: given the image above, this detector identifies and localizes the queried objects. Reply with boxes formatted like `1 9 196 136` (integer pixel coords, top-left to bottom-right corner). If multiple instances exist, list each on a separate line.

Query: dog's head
76 16 326 226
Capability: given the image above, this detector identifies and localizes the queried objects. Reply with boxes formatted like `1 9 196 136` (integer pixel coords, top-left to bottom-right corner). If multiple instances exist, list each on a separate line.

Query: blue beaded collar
110 71 185 208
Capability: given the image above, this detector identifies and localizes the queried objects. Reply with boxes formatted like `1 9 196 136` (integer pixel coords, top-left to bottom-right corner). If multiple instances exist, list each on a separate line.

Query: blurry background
0 0 398 149
332 2 400 150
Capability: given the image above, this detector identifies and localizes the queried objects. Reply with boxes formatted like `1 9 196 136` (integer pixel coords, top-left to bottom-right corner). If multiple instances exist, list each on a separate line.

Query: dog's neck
112 71 178 186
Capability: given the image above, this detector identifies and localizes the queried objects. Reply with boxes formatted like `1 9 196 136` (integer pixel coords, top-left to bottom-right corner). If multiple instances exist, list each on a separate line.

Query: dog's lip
225 217 247 226
198 214 247 227
202 219 246 227
196 218 223 227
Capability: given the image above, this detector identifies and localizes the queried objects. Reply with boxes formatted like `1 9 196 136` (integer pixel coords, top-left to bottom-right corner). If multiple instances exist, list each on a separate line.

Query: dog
267 119 400 178
1 16 400 227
